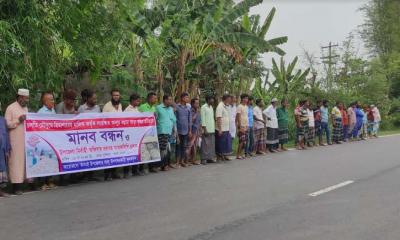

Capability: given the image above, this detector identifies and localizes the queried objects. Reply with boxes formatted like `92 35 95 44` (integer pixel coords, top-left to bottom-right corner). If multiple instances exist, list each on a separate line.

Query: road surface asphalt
1 135 399 240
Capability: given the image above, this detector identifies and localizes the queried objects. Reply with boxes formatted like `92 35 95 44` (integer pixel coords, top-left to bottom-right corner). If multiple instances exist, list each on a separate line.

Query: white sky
248 0 369 69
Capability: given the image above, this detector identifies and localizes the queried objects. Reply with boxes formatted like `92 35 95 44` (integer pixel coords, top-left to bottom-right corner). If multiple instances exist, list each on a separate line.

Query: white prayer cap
271 98 278 103
17 88 30 97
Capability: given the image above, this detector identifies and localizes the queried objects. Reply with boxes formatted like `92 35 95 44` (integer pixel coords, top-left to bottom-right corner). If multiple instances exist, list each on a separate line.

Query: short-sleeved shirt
236 104 249 129
139 103 156 113
320 106 329 123
38 106 56 114
156 103 176 135
253 106 265 130
331 106 342 119
124 105 140 112
78 104 101 113
201 104 215 133
175 103 192 135
56 102 76 114
295 106 309 123
102 101 122 112
215 102 230 132
361 110 368 124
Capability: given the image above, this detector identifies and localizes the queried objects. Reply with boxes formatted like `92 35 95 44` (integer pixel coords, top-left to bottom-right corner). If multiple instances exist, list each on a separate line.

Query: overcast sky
247 0 369 69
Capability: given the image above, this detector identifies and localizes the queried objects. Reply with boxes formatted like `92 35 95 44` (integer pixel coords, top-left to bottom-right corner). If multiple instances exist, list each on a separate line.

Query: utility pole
321 42 339 90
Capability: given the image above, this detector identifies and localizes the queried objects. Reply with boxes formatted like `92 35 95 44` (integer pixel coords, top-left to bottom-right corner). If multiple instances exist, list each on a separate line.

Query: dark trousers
104 168 119 179
245 127 254 154
268 143 278 151
127 164 145 175
177 134 189 162
343 125 349 141
320 122 331 144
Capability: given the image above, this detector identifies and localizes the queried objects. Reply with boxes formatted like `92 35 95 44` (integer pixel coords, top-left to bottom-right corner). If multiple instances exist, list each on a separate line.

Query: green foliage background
0 0 398 130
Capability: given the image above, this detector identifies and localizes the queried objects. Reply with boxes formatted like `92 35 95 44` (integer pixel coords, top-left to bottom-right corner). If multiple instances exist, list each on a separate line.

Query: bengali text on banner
24 112 160 178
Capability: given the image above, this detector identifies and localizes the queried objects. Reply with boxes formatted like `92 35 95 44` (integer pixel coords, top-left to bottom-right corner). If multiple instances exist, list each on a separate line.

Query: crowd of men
0 88 382 197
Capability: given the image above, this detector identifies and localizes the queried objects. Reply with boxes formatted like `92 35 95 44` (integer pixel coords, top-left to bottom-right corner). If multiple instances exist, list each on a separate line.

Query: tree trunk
177 48 188 96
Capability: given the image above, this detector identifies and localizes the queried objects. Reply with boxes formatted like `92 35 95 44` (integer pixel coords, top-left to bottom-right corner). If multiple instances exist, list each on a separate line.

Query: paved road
1 135 399 240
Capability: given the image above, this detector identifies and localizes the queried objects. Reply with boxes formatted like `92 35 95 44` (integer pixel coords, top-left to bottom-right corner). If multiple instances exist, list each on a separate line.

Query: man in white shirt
125 93 141 113
124 93 145 176
371 104 381 137
215 94 232 161
263 98 279 153
307 103 315 147
228 96 237 139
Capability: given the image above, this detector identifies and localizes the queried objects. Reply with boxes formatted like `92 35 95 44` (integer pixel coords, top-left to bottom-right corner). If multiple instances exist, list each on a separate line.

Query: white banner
24 112 160 178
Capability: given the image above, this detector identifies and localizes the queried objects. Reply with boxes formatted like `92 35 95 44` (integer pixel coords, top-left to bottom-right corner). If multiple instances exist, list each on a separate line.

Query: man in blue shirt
175 92 192 167
38 91 56 114
245 96 254 156
320 100 332 145
156 95 176 171
37 91 57 190
355 103 364 140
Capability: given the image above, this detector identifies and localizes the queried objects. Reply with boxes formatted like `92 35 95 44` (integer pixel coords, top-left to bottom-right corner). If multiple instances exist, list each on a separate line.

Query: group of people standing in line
0 88 382 197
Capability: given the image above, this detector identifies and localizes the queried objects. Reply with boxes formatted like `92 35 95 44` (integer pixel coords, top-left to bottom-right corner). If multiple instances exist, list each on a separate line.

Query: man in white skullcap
5 89 31 195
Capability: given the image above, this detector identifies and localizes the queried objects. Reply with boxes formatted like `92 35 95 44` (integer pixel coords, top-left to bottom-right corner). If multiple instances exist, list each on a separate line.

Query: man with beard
103 89 123 113
5 89 33 195
102 89 123 181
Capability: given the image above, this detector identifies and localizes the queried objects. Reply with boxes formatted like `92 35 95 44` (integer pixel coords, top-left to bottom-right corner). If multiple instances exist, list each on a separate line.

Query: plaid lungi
307 127 315 143
332 118 343 142
297 121 309 142
216 131 232 155
158 134 170 158
266 127 279 145
201 133 216 160
253 127 266 152
238 130 248 144
278 126 289 144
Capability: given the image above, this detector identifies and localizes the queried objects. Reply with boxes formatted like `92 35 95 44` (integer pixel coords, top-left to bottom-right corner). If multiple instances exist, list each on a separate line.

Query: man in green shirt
276 99 289 151
139 92 158 173
139 92 157 113
156 95 176 171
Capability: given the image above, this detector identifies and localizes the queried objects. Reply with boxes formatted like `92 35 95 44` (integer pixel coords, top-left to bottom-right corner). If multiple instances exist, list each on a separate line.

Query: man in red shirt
340 104 349 142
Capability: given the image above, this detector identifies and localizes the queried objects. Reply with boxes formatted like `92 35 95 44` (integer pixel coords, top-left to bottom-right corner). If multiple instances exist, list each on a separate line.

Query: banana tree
269 56 311 100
